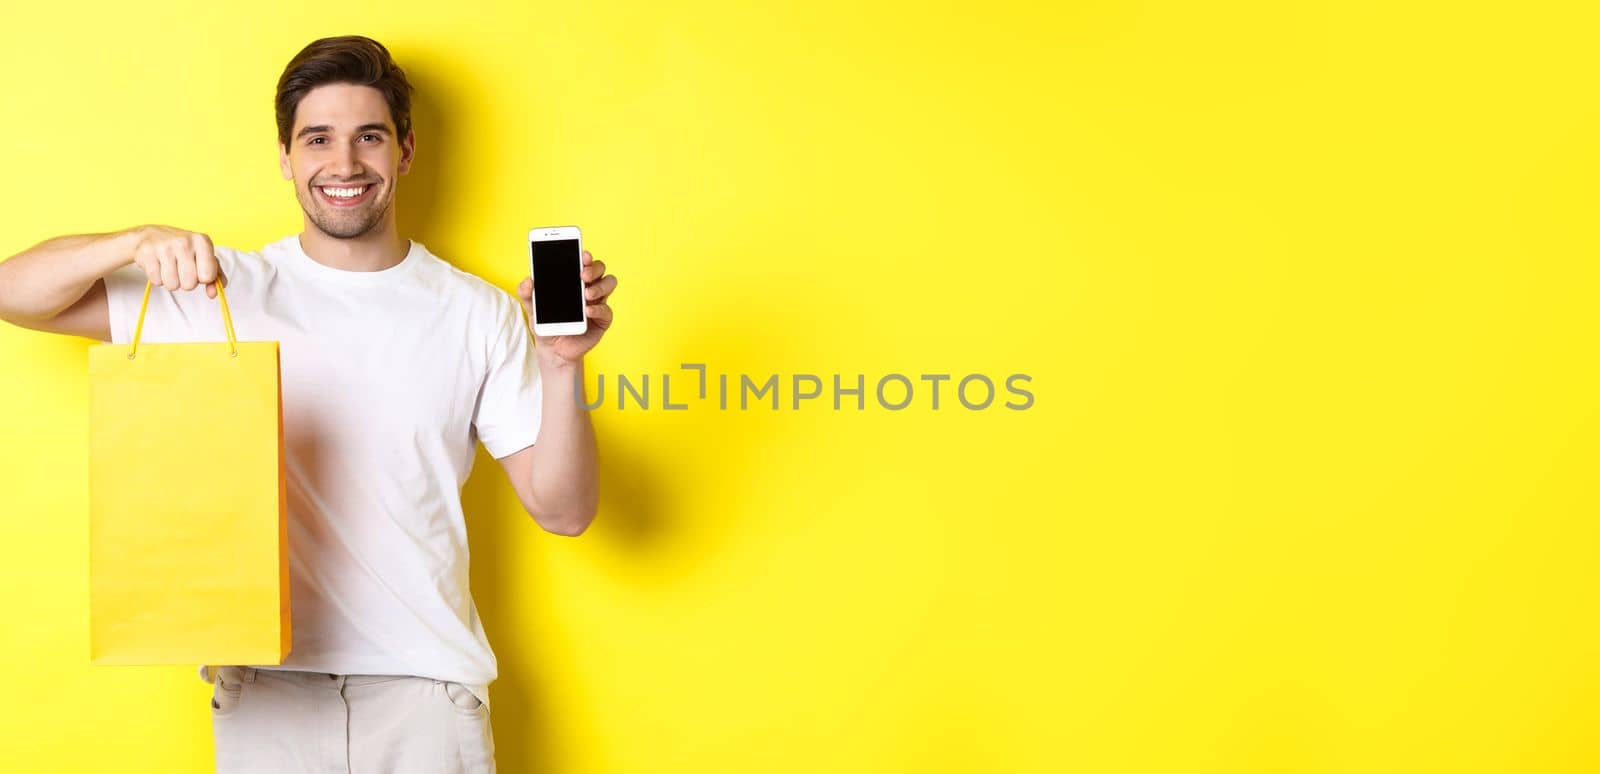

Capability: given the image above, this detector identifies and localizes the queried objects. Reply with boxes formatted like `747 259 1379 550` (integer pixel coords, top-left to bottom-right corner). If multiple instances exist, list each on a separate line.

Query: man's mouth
315 183 376 207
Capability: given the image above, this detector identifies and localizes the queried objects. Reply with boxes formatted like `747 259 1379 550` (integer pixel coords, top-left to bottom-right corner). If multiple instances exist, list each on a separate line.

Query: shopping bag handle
127 277 239 360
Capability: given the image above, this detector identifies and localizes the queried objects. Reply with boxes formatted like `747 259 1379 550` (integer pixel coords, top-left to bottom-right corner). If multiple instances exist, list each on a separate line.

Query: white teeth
321 186 368 199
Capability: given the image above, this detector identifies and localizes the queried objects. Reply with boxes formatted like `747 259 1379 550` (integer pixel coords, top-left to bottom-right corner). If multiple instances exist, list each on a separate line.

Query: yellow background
1 1 1596 772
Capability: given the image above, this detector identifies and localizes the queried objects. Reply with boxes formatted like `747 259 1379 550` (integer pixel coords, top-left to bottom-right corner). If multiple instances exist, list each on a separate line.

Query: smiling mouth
315 183 376 207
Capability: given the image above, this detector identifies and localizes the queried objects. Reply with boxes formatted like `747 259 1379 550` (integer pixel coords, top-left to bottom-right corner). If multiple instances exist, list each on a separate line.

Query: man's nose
329 143 360 177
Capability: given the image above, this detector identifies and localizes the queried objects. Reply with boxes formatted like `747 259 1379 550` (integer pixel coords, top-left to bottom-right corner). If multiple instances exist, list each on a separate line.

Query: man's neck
297 221 409 272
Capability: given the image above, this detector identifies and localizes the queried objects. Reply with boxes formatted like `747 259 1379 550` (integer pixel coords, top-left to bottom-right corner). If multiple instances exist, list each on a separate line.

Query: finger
176 241 199 290
581 259 606 283
585 274 617 302
192 232 219 285
159 245 180 291
582 249 593 266
585 302 612 326
516 276 533 299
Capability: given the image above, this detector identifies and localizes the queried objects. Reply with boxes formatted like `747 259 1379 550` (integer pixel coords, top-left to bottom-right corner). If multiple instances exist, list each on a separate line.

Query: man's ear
397 130 416 176
278 141 292 180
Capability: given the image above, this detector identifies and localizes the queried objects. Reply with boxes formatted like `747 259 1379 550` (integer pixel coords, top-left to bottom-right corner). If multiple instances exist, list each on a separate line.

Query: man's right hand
131 225 226 299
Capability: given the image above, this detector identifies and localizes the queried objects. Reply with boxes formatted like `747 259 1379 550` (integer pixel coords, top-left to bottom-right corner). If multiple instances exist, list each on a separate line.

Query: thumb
515 278 535 313
205 268 229 299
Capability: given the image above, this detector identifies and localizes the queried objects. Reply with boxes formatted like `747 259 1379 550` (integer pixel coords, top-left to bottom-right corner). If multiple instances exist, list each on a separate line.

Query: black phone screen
530 238 584 324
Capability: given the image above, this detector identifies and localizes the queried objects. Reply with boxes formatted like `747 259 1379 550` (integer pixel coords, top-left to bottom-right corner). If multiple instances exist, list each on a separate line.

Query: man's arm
497 248 616 536
497 355 599 536
0 230 143 340
0 225 226 340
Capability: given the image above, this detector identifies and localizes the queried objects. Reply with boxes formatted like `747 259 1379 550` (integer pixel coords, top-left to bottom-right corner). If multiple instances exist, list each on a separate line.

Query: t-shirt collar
283 234 422 283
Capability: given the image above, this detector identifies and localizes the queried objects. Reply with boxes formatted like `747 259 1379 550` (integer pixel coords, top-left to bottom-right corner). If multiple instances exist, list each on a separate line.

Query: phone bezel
526 225 588 336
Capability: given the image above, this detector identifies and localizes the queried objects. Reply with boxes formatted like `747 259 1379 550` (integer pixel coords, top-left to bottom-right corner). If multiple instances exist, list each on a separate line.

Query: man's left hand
515 249 616 369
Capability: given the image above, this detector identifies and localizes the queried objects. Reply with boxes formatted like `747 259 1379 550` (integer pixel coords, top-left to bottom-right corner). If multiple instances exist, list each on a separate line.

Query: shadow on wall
392 56 460 258
460 419 679 774
460 450 560 773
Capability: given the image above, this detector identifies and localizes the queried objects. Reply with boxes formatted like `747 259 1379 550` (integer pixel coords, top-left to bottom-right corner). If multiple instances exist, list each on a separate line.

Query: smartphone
527 226 588 337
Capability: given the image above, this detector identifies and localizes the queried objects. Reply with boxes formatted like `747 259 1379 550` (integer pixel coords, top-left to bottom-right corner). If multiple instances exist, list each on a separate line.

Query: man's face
278 83 414 239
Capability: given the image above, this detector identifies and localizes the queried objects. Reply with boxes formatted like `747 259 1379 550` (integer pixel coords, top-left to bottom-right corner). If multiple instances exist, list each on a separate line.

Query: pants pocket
437 680 495 772
442 680 486 713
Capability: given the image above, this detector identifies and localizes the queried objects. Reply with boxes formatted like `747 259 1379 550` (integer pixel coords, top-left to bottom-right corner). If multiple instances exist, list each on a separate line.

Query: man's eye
308 137 325 145
361 134 381 142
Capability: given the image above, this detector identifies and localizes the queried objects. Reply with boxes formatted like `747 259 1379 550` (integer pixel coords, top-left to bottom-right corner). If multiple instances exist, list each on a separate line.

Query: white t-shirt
101 234 543 707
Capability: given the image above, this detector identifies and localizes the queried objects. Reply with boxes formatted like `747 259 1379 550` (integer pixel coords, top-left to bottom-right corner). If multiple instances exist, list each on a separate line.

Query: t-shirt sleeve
101 263 151 345
101 254 234 345
472 291 543 458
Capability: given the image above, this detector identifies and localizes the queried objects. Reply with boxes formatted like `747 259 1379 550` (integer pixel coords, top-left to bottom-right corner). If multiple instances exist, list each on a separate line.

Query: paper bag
87 278 289 664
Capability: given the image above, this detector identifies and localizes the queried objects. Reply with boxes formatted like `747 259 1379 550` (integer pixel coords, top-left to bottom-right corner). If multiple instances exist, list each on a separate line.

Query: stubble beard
304 181 392 239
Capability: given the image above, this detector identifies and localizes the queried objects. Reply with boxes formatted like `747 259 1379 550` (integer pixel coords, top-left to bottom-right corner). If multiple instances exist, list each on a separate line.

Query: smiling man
0 35 615 773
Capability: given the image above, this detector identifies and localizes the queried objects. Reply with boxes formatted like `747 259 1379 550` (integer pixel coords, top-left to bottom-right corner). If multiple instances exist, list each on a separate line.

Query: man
0 35 616 773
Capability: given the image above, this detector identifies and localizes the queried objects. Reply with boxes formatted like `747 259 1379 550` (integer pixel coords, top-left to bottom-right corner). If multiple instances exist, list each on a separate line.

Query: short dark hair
275 35 414 148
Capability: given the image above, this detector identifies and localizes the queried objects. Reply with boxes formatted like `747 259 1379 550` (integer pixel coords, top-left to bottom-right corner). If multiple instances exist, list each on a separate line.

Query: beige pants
203 666 496 773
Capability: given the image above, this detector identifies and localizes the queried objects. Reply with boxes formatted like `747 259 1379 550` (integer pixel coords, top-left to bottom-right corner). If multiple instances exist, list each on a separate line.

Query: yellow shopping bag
87 279 290 664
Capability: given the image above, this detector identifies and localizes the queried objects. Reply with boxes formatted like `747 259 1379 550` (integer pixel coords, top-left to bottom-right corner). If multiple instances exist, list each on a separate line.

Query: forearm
527 354 600 534
0 228 142 322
